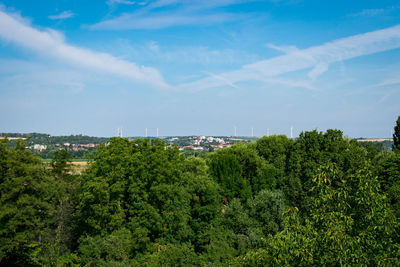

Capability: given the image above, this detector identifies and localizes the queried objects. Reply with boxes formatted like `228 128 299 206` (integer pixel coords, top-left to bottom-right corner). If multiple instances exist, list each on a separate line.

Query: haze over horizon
1 0 399 138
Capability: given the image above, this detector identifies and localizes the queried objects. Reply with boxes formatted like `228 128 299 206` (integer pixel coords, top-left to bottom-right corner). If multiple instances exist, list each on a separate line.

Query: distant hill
0 133 109 146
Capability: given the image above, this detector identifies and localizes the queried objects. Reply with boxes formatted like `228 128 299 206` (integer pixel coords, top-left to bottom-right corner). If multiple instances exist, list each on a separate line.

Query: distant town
0 132 393 160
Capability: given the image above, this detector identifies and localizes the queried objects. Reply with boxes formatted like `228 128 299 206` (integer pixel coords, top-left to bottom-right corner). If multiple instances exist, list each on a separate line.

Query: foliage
2 127 400 265
76 138 223 262
25 133 109 146
208 148 252 201
248 190 287 236
284 129 367 210
207 143 279 202
138 243 200 267
51 149 71 176
377 153 400 217
0 139 56 266
393 115 400 151
235 164 400 266
78 228 133 266
359 141 385 161
256 135 293 173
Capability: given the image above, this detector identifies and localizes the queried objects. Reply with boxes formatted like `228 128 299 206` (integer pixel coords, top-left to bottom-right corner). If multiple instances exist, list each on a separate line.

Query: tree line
1 118 400 266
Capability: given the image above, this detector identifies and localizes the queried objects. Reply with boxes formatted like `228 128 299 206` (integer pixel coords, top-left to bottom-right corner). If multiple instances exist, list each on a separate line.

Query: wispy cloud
377 91 394 104
91 0 258 30
307 62 329 81
349 8 385 17
266 43 299 54
373 76 400 88
112 39 259 65
145 0 257 10
203 71 240 90
91 12 237 30
107 0 136 5
0 10 169 89
179 25 400 91
48 10 75 20
348 5 400 17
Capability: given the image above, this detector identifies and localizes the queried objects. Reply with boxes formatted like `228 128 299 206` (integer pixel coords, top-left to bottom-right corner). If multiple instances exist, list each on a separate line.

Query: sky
0 0 399 137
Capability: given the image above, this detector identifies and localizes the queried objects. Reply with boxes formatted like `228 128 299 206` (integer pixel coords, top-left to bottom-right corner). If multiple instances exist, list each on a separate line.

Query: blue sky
0 0 399 137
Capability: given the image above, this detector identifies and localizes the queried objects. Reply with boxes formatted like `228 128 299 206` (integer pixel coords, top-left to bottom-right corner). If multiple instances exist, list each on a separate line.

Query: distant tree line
31 147 97 160
1 133 109 160
24 133 109 146
1 133 109 146
0 117 400 266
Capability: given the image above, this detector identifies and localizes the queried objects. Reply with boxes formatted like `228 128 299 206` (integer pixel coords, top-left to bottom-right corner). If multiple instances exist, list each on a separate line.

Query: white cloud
203 71 240 90
113 39 259 65
48 10 75 20
349 9 385 17
266 43 300 54
180 24 400 91
0 10 169 89
377 91 393 104
107 0 136 5
373 77 400 88
348 5 400 18
91 0 257 30
146 0 255 10
90 11 237 30
308 62 329 81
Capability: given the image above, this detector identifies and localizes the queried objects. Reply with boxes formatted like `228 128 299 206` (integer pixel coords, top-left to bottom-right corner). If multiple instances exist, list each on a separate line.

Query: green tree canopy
393 115 400 151
0 139 56 266
285 129 366 209
235 163 400 266
207 148 251 202
256 135 293 171
76 138 222 260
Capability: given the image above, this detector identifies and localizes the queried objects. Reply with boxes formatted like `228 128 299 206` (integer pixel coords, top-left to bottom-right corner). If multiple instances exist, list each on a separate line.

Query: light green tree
235 163 400 266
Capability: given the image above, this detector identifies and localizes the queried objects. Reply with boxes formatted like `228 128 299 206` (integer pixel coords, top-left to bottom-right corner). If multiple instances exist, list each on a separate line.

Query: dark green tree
255 135 301 207
76 137 222 262
78 228 133 266
230 143 278 194
48 148 81 265
207 149 252 202
393 115 400 151
0 139 56 266
256 135 293 173
377 153 400 217
51 149 71 176
359 141 384 162
207 143 277 203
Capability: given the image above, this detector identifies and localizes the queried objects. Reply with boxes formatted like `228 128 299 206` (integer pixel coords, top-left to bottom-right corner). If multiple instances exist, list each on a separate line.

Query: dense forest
1 118 400 266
